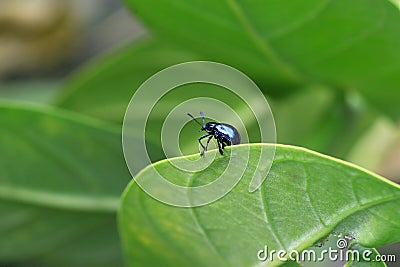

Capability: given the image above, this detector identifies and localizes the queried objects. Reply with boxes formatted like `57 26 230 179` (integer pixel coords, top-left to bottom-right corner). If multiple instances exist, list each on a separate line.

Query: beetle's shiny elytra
187 111 240 156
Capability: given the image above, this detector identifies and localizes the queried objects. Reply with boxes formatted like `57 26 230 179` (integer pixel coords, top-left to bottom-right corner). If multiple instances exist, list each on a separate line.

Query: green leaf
55 37 201 123
0 102 134 266
273 87 378 158
124 0 400 118
0 81 59 104
119 144 400 267
57 39 277 158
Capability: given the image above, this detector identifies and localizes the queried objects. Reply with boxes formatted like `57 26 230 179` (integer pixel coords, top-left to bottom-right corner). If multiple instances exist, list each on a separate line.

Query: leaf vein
224 0 305 82
303 163 327 227
268 0 333 40
188 175 232 266
260 183 286 251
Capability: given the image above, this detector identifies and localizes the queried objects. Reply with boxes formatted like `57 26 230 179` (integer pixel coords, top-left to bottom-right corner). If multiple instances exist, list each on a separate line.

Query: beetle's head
202 122 216 133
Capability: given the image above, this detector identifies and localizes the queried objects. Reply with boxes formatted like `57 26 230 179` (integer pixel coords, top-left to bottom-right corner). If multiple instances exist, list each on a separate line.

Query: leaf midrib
0 186 119 212
224 0 304 83
188 170 233 267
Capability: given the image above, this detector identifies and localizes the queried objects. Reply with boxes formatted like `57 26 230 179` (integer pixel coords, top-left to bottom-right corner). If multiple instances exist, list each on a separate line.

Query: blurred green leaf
0 103 136 266
347 117 398 173
272 86 339 152
58 39 274 158
0 81 59 104
119 144 400 267
56 38 201 123
273 87 378 158
124 0 400 118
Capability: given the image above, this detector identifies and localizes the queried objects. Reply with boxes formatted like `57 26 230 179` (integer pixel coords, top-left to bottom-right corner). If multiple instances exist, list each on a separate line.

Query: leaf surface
119 144 400 267
56 38 201 123
124 0 400 118
0 103 138 266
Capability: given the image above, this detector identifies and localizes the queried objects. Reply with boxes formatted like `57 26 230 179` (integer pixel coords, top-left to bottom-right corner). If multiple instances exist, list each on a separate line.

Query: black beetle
187 111 240 156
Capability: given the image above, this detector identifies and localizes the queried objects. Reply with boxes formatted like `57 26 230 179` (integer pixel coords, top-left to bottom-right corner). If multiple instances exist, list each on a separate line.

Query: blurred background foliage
0 0 399 266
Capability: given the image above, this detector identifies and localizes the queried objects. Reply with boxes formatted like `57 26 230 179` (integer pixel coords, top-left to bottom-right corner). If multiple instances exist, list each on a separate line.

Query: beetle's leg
217 139 224 155
220 139 230 153
221 138 230 149
201 136 213 156
198 134 210 155
198 134 209 149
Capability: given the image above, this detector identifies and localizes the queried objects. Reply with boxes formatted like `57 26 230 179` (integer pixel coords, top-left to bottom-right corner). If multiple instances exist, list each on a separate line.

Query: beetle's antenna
187 113 202 126
200 111 205 124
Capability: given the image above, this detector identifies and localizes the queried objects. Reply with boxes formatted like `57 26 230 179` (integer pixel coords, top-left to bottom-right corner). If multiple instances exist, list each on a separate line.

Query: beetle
187 111 240 156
